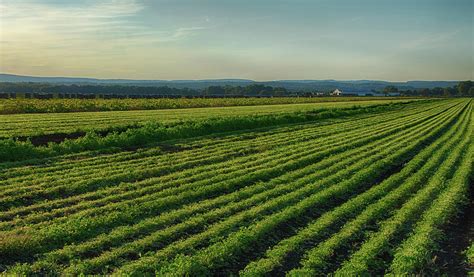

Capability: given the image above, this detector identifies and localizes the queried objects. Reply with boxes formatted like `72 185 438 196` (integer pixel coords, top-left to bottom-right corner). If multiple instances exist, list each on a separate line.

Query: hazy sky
0 0 472 80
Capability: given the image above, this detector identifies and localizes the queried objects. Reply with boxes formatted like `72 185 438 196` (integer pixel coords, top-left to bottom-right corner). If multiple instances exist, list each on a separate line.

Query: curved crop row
1 99 448 222
0 99 469 275
286 103 472 276
0 101 413 162
0 98 422 137
333 110 472 275
240 101 471 276
0 99 447 183
31 100 452 274
388 115 473 275
115 103 463 275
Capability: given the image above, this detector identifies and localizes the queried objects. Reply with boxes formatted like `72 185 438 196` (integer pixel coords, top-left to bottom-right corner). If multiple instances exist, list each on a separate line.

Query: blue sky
0 0 472 80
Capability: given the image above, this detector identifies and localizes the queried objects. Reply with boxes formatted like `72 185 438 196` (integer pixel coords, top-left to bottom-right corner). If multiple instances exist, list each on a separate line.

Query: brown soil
436 180 474 276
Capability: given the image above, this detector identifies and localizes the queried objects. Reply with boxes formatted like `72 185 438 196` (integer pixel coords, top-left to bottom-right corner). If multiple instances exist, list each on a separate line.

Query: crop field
0 98 416 138
0 96 412 114
0 98 472 276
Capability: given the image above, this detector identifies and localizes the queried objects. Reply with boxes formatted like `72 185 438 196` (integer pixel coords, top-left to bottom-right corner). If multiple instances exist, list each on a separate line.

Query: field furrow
1 98 471 276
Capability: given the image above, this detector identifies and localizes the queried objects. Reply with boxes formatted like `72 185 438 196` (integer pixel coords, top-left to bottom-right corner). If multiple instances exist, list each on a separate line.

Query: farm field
0 98 472 276
0 96 413 114
0 98 418 138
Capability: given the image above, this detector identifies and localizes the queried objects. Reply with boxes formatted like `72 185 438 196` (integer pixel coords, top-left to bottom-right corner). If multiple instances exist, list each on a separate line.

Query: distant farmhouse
330 89 362 96
330 89 343 96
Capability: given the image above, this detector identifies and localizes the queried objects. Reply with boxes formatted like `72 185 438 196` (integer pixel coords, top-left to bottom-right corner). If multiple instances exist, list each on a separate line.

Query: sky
0 0 472 81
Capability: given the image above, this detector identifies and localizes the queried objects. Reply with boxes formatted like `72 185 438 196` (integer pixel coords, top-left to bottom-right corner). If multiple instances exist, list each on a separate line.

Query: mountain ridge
0 73 462 92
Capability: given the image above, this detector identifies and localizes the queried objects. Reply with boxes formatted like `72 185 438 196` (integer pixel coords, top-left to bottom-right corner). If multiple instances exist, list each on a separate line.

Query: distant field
0 98 471 276
0 98 418 138
0 96 418 114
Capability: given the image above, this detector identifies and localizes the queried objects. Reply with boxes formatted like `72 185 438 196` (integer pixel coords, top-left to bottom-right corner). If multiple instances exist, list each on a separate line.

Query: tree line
383 81 473 97
0 83 290 97
0 81 472 98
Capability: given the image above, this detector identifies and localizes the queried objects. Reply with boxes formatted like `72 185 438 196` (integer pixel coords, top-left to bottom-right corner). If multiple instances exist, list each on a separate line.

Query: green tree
204 86 225 96
457 81 472 96
443 87 452 97
383 86 398 96
420 88 430 97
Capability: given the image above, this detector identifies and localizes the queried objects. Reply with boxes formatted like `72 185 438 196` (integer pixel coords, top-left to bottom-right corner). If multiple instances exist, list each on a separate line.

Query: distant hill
0 73 461 92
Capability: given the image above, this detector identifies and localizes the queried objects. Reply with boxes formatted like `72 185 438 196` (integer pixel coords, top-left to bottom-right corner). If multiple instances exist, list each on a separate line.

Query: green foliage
0 102 406 162
244 104 469 276
457 80 473 96
0 99 471 276
0 98 419 138
467 243 474 275
0 96 404 114
383 85 399 95
0 139 52 160
399 80 473 97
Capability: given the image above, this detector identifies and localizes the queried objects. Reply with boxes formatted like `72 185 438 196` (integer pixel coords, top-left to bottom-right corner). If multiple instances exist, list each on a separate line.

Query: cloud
0 0 212 78
0 0 145 43
399 30 460 50
172 27 207 39
1 0 144 20
0 0 208 46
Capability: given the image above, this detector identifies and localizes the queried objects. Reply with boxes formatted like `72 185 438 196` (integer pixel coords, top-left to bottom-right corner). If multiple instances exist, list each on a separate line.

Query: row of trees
383 81 473 97
0 83 290 97
0 81 472 98
0 83 198 96
202 84 288 96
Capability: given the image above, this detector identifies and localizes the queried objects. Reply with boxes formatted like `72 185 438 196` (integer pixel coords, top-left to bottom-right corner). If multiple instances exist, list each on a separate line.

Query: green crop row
0 98 444 178
0 99 420 138
241 100 471 276
117 102 465 276
31 99 452 275
286 102 472 276
388 112 473 275
1 108 422 264
0 97 417 114
0 99 440 187
1 100 448 217
0 101 424 162
0 99 470 276
333 106 472 275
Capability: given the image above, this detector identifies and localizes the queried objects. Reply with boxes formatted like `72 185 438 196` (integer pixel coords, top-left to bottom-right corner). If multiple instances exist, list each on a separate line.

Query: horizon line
0 72 467 83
